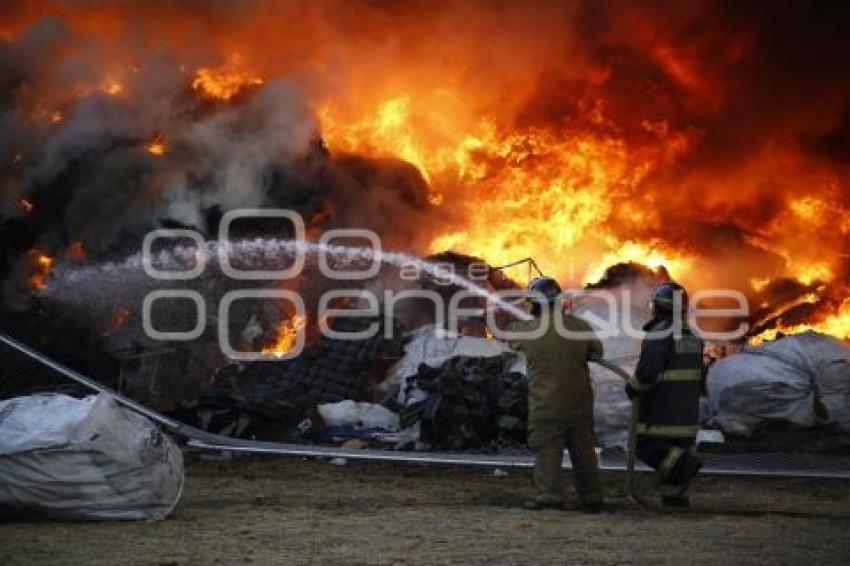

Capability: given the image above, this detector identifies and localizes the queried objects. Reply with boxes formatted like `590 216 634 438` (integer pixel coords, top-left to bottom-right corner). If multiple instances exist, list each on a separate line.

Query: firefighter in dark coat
625 282 704 506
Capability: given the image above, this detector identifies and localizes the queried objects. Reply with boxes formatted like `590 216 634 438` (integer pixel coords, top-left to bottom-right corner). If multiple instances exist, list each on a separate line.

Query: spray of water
307 240 531 320
50 238 532 321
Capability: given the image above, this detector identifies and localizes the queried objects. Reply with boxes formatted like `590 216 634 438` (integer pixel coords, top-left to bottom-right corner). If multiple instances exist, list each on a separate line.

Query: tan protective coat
509 307 603 423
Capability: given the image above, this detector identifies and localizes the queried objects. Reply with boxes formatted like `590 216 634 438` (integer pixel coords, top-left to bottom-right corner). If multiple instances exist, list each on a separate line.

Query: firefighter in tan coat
509 277 605 511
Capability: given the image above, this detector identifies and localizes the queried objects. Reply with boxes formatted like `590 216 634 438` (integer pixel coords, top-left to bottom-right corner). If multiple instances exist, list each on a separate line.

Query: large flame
4 2 850 344
750 299 850 345
320 94 696 283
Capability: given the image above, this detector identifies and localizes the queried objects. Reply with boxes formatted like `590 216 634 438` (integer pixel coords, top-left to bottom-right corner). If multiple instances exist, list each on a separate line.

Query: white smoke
164 80 317 229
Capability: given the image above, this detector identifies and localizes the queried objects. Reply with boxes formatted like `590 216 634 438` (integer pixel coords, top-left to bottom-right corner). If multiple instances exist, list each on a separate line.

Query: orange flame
321 94 694 283
145 134 166 156
18 197 34 214
192 64 263 101
4 3 850 346
28 250 54 291
750 299 850 345
261 314 306 357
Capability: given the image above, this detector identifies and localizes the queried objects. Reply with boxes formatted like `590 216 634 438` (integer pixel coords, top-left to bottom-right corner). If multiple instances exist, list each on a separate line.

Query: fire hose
590 359 658 510
592 357 706 514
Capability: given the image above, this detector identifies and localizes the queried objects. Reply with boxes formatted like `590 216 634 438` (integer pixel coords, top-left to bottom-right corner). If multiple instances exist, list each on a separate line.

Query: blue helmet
527 276 562 307
651 282 688 312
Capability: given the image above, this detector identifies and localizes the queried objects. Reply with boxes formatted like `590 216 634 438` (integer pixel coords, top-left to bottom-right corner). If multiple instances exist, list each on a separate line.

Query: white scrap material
317 400 400 431
0 393 184 521
574 301 648 448
391 325 525 383
696 429 725 444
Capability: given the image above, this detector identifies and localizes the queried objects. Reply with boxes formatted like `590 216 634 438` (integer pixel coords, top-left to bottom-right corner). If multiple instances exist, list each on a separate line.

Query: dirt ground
1 454 849 565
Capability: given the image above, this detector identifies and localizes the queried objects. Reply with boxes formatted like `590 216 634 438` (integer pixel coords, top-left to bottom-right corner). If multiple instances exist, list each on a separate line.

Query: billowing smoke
0 14 438 320
1 1 849 347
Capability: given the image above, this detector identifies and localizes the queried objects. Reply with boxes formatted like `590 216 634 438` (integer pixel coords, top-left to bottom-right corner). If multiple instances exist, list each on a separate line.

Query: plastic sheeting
0 393 184 520
574 301 649 447
390 326 525 382
317 400 400 431
707 331 850 436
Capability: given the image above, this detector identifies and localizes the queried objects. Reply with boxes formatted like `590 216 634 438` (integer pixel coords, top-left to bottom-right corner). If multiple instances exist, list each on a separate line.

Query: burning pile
262 314 307 358
0 1 849 351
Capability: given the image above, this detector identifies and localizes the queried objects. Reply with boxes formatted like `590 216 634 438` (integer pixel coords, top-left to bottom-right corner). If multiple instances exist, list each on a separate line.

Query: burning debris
261 314 307 358
144 134 167 156
200 314 405 440
0 3 847 343
27 249 53 291
192 64 264 102
0 2 848 457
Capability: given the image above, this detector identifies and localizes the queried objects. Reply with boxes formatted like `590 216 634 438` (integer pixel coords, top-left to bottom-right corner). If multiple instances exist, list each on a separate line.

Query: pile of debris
24 257 841 455
393 331 528 451
401 350 528 451
198 315 405 440
198 313 849 453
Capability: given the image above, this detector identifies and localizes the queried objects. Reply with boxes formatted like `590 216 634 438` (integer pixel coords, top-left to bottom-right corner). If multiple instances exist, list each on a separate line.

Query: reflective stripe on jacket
634 315 704 439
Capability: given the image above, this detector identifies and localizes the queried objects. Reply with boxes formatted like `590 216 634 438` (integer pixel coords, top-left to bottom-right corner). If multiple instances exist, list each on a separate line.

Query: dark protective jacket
509 306 604 423
629 314 704 439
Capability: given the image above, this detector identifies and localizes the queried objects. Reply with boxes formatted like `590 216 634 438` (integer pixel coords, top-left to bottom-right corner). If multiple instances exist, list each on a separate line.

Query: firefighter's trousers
529 420 603 505
636 435 702 496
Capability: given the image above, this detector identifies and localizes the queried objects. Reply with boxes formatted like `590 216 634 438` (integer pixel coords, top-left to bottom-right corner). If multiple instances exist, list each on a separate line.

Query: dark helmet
651 282 688 312
527 276 562 307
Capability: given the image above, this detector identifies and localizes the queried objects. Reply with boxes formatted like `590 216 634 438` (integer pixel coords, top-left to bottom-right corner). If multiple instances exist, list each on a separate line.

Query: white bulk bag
0 393 183 520
707 331 850 436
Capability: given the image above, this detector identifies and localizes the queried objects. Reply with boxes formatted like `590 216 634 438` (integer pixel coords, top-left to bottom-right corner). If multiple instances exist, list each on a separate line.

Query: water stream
50 238 532 321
